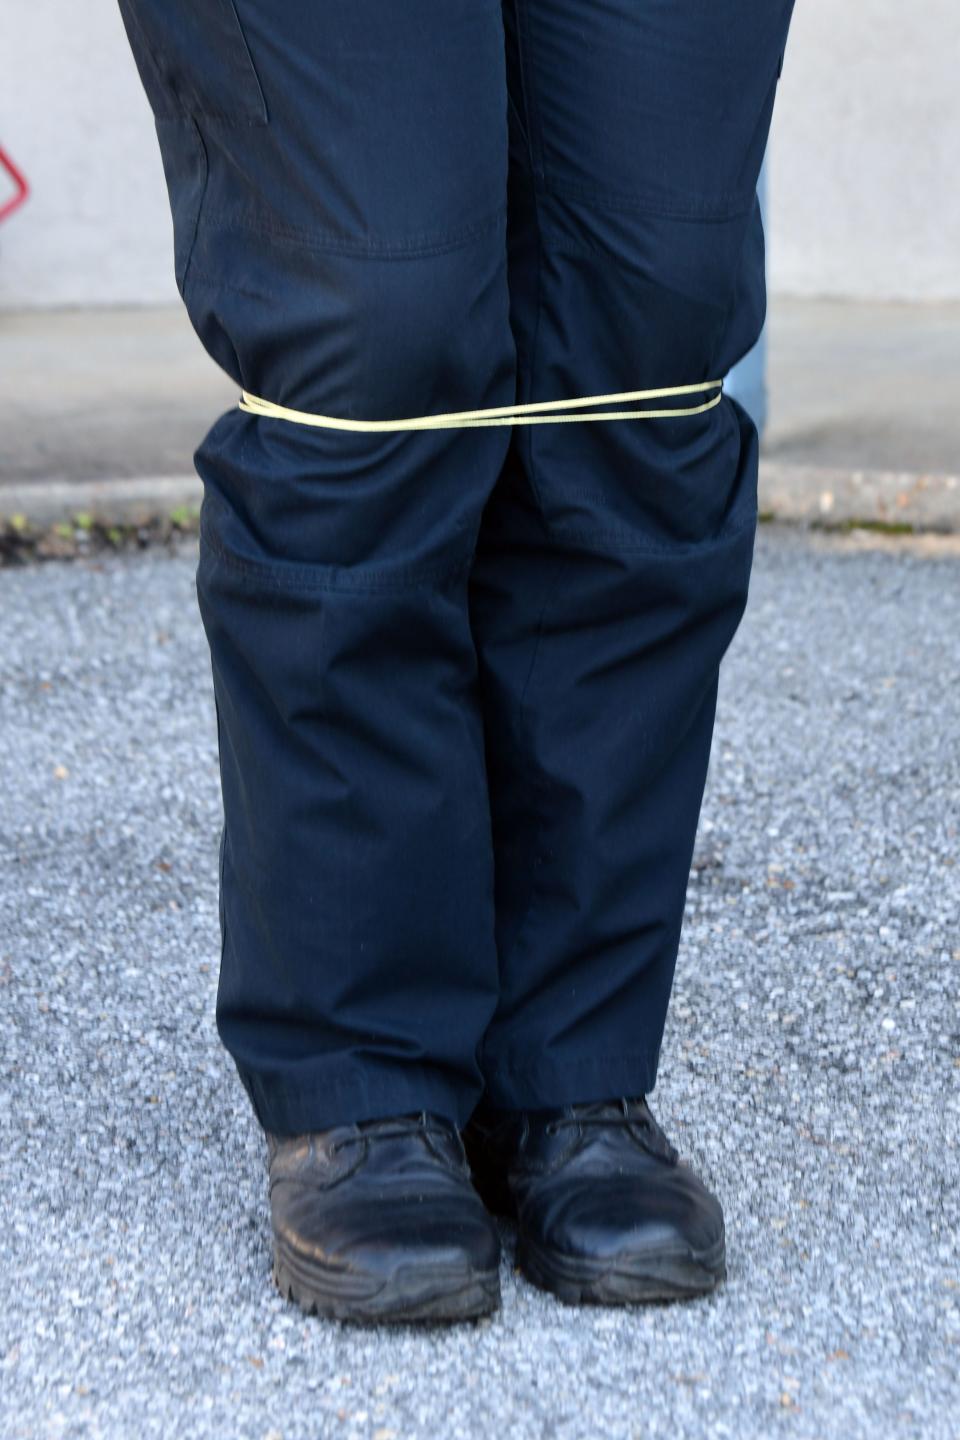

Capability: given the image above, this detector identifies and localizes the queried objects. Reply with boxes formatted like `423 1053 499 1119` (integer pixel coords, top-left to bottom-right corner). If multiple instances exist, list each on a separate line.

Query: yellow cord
238 379 723 432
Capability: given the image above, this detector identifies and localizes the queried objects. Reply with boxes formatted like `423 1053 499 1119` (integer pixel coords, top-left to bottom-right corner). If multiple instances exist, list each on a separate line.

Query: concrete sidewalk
2 524 958 1438
1 299 959 531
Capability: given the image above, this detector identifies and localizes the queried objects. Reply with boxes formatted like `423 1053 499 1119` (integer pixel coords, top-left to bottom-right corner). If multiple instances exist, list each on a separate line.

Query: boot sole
517 1231 727 1306
272 1238 501 1324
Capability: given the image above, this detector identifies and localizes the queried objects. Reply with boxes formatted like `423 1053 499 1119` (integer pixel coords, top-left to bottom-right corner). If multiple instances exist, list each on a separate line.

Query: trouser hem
477 1048 662 1111
235 1061 477 1137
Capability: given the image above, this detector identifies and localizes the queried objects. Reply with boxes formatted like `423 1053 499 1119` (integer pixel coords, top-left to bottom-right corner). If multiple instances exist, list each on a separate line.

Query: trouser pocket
116 0 268 122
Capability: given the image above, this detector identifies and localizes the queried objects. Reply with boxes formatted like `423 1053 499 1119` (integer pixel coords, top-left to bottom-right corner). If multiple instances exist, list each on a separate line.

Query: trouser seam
199 513 474 594
543 513 758 557
479 1048 660 1077
201 203 508 260
236 1063 472 1134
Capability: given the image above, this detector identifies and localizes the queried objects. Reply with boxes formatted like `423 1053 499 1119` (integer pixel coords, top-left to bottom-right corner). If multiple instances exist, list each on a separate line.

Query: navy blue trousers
119 0 795 1135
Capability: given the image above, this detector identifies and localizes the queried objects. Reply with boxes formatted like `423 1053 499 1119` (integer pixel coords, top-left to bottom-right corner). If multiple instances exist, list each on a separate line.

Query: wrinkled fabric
118 0 796 1134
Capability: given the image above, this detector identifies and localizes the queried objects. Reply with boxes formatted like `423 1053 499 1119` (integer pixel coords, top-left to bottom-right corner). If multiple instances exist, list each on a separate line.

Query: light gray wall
769 0 960 300
1 2 179 308
1 0 958 308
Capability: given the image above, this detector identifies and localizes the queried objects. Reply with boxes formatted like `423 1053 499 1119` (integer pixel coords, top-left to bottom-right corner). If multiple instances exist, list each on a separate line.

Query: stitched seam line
179 117 209 297
545 512 758 557
226 0 269 122
206 205 507 260
540 175 758 223
480 1046 660 1077
200 515 472 593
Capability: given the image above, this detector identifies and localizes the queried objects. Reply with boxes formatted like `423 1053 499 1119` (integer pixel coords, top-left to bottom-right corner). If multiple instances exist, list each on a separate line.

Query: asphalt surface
1 526 958 1439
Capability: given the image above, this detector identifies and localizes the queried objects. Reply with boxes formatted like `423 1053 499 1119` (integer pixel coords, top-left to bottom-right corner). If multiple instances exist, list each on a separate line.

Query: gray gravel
1 526 958 1440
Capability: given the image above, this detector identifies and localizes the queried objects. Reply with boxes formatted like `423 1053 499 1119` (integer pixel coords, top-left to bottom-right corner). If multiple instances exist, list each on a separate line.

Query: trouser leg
117 0 516 1132
469 0 796 1105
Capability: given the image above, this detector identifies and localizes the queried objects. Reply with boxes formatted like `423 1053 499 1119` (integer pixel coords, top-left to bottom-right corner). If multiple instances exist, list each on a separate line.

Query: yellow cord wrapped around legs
238 379 724 432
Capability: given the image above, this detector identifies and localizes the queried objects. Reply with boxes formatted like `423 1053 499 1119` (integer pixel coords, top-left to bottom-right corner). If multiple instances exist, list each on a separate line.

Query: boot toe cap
273 1183 500 1282
535 1163 725 1267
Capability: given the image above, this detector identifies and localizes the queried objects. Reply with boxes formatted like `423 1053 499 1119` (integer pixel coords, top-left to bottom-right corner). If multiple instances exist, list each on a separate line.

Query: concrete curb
759 461 960 531
0 475 203 528
1 462 959 533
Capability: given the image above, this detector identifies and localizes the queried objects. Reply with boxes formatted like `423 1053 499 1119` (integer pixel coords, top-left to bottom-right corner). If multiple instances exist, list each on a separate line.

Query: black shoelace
544 1097 678 1163
329 1110 458 1156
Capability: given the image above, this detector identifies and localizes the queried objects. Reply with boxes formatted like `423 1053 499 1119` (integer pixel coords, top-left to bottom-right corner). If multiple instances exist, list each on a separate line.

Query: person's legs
117 0 517 1134
470 0 796 1104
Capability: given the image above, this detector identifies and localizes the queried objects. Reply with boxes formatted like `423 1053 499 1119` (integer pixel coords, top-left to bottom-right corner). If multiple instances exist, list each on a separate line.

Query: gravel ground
1 526 958 1440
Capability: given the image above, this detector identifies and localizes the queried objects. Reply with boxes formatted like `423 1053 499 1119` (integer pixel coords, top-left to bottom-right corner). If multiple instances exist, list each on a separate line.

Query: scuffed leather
464 1097 724 1263
267 1112 501 1278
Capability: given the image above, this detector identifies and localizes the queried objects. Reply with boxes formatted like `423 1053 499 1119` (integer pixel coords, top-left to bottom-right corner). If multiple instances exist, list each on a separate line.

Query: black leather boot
267 1111 502 1323
462 1097 725 1305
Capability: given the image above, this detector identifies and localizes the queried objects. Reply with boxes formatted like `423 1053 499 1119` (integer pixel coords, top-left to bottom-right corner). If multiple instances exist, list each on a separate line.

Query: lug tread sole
517 1233 726 1306
272 1239 501 1324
